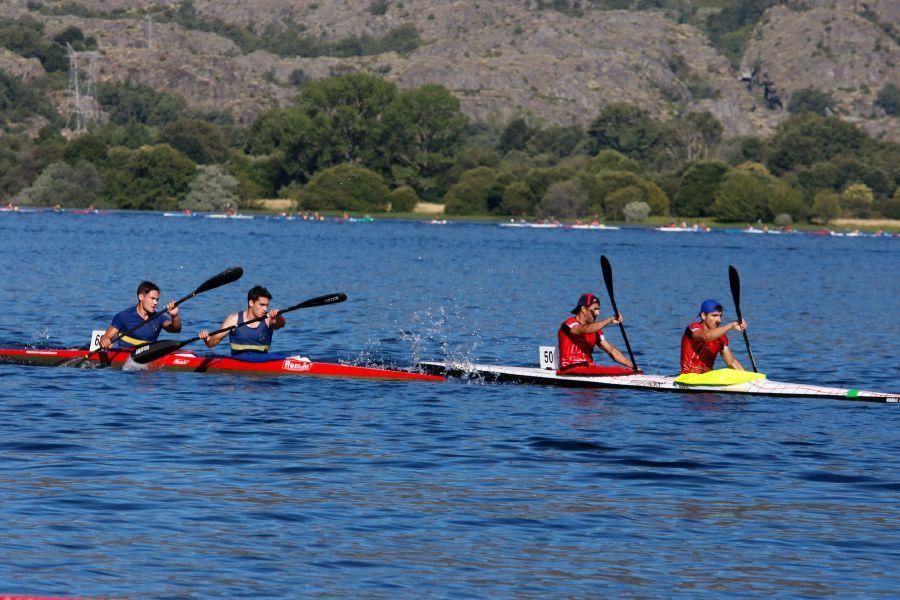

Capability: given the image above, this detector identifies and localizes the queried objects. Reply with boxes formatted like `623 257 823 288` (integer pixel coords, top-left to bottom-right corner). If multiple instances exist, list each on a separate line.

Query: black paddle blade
600 255 617 312
191 266 243 297
293 292 347 310
131 340 185 364
728 265 741 309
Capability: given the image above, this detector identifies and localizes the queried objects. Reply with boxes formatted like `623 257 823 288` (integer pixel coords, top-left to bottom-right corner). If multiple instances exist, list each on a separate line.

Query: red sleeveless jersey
558 316 605 369
680 322 729 374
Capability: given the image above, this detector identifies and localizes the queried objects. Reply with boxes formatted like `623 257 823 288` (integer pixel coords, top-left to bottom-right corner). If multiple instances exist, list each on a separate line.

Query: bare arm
692 319 746 342
568 314 622 336
162 301 182 333
267 308 286 331
99 324 119 350
599 338 633 369
721 346 745 371
200 313 238 348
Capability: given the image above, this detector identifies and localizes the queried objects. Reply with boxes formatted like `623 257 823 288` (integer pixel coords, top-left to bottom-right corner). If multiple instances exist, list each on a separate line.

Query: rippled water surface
0 212 898 597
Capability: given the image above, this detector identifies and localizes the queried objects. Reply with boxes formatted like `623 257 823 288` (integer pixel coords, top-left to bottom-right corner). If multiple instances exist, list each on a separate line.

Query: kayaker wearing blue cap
199 285 285 355
680 299 746 374
98 281 182 349
557 292 634 375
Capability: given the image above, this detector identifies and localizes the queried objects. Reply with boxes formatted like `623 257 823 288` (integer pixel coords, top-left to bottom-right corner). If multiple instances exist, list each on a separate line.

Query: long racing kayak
418 361 899 403
0 347 444 382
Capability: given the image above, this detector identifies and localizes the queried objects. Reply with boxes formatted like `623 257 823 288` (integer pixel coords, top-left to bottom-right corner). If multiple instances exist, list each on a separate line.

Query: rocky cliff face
3 0 898 140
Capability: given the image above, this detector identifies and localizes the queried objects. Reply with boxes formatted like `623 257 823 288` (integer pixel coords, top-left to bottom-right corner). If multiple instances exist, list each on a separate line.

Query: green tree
443 166 496 215
711 170 771 222
498 180 534 215
14 161 103 207
101 144 196 210
877 188 900 219
810 190 841 222
181 165 239 211
623 200 651 222
588 170 668 218
525 124 587 159
767 113 869 175
787 87 836 116
246 107 314 155
767 180 807 222
537 178 589 218
840 183 874 217
587 103 662 162
62 134 108 167
295 73 398 168
586 149 641 174
672 160 729 217
159 120 232 164
499 117 533 153
96 81 188 126
297 163 390 211
390 185 419 212
379 84 468 193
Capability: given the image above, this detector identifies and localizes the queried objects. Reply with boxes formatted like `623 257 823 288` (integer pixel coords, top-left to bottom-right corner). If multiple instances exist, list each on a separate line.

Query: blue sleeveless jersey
110 306 170 348
229 311 273 355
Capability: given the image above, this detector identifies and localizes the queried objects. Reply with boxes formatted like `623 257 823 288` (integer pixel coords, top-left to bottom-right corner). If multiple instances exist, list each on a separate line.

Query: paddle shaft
728 265 758 372
600 255 639 372
131 292 347 363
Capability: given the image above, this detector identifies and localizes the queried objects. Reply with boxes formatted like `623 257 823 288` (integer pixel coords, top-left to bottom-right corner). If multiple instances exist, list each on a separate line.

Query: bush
774 213 793 226
499 181 534 215
390 185 419 212
768 181 807 222
181 165 239 211
840 183 874 217
586 149 641 174
299 163 390 211
712 170 771 222
623 200 651 222
875 83 900 116
672 160 729 217
443 166 496 215
14 161 102 207
788 87 836 116
810 190 841 222
876 189 900 219
537 179 589 218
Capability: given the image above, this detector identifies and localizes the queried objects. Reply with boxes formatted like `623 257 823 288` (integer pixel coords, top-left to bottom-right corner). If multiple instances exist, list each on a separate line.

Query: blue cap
699 299 723 315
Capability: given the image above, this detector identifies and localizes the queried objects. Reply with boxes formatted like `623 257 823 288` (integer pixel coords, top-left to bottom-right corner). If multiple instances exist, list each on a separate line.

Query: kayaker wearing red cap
557 293 634 375
680 299 747 374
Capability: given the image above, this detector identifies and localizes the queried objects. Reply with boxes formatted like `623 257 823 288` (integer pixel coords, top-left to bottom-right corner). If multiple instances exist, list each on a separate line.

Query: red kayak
0 347 444 382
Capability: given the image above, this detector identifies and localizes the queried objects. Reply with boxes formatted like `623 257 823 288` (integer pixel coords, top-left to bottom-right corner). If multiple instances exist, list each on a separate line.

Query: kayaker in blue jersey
199 285 285 355
98 281 182 349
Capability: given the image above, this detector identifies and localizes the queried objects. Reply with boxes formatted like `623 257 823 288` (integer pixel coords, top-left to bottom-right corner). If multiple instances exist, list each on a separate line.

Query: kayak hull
419 361 899 403
0 348 443 382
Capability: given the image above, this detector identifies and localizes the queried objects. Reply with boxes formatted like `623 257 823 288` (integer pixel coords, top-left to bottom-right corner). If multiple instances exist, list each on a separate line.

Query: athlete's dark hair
248 285 272 302
137 281 159 297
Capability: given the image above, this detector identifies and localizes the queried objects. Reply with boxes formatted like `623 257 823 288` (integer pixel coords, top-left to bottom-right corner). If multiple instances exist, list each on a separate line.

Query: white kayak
418 361 900 403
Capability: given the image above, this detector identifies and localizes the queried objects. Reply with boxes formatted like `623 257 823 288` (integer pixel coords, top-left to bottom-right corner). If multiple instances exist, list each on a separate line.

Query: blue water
0 212 898 597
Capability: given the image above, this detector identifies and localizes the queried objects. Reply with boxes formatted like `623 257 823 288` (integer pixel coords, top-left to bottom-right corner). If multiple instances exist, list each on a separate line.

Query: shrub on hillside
298 163 390 211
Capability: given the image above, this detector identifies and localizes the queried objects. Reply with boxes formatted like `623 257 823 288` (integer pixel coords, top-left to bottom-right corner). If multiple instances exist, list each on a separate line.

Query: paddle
130 292 348 364
728 264 758 373
70 266 244 366
600 255 639 373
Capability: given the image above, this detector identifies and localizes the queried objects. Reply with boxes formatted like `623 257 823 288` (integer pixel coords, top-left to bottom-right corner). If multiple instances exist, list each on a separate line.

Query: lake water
0 211 898 597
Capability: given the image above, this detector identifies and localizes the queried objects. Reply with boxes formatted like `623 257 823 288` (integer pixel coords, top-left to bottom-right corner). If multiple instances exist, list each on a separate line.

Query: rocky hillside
1 0 898 140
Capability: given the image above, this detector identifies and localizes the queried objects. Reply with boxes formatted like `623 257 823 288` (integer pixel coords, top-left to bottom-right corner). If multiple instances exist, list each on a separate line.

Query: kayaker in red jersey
199 285 285 355
98 281 181 349
680 299 746 374
558 293 635 374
